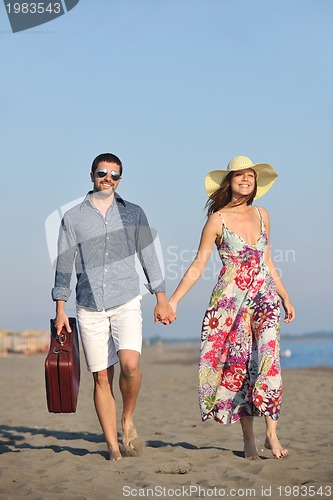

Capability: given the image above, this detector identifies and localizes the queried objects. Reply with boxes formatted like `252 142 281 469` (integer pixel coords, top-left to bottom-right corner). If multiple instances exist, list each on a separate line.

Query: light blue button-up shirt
52 192 165 310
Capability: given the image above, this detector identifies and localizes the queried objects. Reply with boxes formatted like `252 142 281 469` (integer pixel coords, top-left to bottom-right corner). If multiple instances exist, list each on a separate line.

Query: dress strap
216 211 225 245
216 211 225 225
255 206 264 231
255 205 263 221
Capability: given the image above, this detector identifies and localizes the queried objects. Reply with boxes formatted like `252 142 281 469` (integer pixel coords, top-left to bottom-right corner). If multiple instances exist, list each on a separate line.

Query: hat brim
205 163 278 200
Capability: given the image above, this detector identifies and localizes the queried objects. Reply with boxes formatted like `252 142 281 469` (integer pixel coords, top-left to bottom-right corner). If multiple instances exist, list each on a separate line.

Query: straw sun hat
205 155 278 200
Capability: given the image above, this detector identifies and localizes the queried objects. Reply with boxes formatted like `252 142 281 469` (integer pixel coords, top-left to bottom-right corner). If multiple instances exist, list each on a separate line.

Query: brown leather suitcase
45 317 80 413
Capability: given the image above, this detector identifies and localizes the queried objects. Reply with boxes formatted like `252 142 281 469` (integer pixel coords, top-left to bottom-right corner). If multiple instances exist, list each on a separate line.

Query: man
52 153 174 461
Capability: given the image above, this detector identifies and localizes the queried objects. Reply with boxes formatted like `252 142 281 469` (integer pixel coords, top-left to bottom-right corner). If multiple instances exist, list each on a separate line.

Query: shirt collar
80 191 126 209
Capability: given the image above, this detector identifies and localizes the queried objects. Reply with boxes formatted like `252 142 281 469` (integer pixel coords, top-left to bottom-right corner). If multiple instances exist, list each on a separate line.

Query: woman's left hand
281 296 295 323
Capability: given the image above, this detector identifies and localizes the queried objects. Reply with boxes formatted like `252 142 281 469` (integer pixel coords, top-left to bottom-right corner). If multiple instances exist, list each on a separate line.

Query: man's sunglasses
95 169 121 181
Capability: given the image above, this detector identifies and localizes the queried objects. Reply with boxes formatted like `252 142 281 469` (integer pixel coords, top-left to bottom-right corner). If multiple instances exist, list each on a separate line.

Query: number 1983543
6 2 62 14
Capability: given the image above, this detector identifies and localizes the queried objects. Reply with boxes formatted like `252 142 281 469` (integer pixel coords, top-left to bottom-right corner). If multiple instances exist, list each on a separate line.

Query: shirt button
105 269 107 272
105 252 108 256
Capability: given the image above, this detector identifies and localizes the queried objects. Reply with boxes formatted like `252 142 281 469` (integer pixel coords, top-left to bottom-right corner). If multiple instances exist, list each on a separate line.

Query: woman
166 155 295 459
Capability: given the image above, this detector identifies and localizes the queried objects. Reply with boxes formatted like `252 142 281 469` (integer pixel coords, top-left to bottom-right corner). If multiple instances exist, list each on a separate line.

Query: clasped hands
154 300 177 325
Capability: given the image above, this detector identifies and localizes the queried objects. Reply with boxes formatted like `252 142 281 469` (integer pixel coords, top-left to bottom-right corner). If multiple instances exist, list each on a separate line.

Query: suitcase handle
57 333 66 345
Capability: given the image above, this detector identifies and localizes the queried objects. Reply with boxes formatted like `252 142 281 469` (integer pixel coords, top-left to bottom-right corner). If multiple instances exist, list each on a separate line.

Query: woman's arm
261 207 295 323
169 213 222 314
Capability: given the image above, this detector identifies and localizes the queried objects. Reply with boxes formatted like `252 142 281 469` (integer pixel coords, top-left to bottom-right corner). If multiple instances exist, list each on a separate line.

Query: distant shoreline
145 332 333 344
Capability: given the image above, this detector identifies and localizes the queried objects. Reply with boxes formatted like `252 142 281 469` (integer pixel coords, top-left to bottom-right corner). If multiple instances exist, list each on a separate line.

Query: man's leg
118 349 143 455
93 365 122 461
77 305 120 460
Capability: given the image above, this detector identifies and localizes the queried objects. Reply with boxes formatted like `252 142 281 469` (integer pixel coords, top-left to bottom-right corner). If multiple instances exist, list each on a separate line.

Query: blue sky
1 0 332 339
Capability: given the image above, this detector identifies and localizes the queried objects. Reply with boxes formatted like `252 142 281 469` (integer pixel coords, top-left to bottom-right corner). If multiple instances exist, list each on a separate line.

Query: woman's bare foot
264 436 288 459
244 439 259 459
240 416 258 459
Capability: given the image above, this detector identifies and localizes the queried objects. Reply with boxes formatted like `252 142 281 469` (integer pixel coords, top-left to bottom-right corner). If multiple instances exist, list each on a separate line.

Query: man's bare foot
264 436 288 459
122 422 144 457
124 436 144 457
108 449 122 461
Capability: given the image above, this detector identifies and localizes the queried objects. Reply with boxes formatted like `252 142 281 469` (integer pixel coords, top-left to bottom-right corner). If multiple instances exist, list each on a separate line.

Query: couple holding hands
52 152 295 462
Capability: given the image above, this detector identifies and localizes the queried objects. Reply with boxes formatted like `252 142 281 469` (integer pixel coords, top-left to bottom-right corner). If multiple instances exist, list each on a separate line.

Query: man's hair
91 153 123 175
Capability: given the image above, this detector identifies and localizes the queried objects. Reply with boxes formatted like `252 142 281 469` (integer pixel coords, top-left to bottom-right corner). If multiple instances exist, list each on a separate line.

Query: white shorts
76 295 142 372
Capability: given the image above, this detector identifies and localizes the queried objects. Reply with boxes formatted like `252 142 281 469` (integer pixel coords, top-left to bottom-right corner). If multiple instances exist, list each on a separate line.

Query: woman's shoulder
204 211 224 236
214 207 230 217
255 205 269 217
207 211 224 223
208 210 228 225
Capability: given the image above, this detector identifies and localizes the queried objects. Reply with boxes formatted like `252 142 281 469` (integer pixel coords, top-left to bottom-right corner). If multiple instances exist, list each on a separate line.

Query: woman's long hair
205 171 257 216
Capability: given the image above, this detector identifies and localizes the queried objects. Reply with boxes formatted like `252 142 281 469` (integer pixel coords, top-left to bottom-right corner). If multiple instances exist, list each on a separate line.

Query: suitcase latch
58 334 66 345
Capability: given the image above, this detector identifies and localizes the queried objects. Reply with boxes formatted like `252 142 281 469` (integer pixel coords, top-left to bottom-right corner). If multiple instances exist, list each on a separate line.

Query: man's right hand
54 302 72 335
54 300 72 336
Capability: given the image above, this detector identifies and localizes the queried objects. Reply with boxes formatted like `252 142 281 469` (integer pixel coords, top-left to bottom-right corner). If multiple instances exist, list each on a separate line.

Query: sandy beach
0 342 332 499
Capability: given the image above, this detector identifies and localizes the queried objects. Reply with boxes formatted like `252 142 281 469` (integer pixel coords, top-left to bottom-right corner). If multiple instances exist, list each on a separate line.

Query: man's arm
135 208 175 324
52 214 77 334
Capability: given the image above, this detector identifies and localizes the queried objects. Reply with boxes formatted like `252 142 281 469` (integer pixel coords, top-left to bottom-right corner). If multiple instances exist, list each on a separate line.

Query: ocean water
280 338 333 369
158 337 333 369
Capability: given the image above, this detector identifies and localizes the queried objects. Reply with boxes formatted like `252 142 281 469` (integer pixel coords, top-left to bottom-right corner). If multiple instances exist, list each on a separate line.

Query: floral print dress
199 206 282 424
